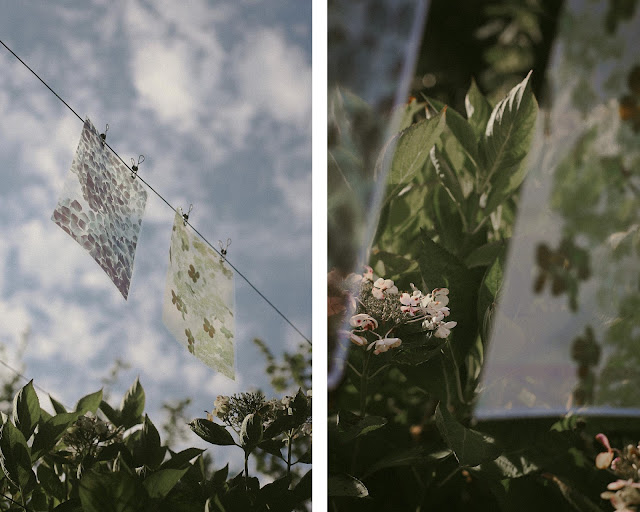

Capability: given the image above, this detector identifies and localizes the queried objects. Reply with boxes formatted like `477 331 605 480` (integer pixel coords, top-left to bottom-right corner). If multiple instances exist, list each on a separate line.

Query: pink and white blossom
372 278 399 300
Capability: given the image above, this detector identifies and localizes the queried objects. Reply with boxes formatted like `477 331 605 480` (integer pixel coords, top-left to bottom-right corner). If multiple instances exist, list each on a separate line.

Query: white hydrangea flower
367 337 402 355
372 278 399 300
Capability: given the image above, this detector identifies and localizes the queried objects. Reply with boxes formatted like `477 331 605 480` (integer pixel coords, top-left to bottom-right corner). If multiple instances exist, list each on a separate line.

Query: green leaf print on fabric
162 211 236 380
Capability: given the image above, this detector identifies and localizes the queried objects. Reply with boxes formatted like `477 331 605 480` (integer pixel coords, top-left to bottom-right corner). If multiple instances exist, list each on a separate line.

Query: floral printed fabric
51 118 147 299
162 210 235 380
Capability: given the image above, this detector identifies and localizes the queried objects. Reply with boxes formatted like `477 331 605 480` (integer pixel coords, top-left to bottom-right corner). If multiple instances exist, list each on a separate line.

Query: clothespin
130 155 145 179
100 123 109 146
182 204 193 226
218 238 231 258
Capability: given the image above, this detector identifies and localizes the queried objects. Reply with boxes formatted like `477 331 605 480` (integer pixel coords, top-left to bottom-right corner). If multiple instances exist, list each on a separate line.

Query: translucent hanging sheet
51 118 147 299
475 0 640 419
327 0 429 388
162 211 235 380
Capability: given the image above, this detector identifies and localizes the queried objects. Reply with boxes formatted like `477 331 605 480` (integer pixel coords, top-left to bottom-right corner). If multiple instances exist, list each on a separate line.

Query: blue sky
0 0 311 465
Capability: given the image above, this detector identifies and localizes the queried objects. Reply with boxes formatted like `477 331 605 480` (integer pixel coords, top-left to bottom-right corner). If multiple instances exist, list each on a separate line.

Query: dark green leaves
435 403 501 467
0 420 36 492
189 418 236 446
120 378 145 430
12 380 40 440
142 468 188 499
79 470 145 512
240 413 264 450
328 474 368 498
336 411 387 444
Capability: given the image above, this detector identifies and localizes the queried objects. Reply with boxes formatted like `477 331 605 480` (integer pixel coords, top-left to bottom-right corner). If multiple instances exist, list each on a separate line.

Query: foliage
0 378 311 511
327 70 628 510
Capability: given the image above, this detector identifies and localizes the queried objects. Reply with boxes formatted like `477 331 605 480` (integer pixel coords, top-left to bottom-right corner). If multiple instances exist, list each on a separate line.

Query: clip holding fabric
130 155 145 179
218 238 231 257
100 123 109 146
182 204 193 226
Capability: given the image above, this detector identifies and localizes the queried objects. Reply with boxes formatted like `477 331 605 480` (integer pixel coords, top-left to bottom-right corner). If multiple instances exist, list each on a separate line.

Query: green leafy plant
0 378 311 511
328 72 622 511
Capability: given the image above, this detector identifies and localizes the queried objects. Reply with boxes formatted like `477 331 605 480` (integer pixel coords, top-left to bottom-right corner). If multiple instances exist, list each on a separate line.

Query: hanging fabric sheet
162 211 236 380
51 118 147 299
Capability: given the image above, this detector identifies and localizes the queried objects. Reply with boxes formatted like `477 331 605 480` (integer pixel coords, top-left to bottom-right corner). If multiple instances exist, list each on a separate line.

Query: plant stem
287 431 293 478
244 450 249 489
360 349 372 418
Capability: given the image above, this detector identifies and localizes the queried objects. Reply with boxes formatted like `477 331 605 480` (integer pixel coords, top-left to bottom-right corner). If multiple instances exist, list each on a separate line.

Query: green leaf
337 412 387 443
427 96 479 167
75 389 103 415
132 414 165 470
293 469 312 503
211 464 229 488
480 71 538 214
160 447 205 470
79 470 145 512
120 378 145 430
240 413 263 450
188 419 235 446
419 234 483 362
434 403 501 467
328 474 368 498
430 146 466 206
465 78 492 138
477 251 505 343
363 446 452 479
38 463 66 501
53 500 84 512
0 420 36 492
464 241 506 268
12 380 40 440
387 108 447 184
257 438 284 459
31 411 80 461
99 400 121 426
390 98 427 132
49 395 67 414
296 446 311 464
257 475 292 507
393 334 448 366
142 468 188 499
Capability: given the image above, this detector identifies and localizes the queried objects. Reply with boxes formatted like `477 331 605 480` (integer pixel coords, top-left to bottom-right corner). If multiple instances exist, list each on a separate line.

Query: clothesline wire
0 38 311 346
0 357 72 410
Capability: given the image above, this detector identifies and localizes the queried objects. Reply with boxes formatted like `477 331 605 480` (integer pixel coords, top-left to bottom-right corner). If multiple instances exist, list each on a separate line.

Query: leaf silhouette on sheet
51 118 147 299
162 211 236 380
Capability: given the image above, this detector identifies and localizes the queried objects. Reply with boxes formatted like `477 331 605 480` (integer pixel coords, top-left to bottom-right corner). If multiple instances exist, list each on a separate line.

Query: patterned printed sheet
51 118 147 299
162 210 235 380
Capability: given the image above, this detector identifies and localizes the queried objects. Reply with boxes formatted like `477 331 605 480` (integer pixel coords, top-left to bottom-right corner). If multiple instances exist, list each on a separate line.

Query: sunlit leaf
480 71 538 214
387 108 447 184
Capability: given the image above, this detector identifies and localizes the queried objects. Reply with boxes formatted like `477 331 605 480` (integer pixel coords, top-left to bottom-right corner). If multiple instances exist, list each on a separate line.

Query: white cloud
231 27 311 128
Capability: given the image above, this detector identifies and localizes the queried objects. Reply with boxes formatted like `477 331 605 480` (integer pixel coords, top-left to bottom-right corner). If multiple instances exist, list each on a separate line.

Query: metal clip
218 238 231 257
182 204 193 226
100 123 109 146
130 155 145 179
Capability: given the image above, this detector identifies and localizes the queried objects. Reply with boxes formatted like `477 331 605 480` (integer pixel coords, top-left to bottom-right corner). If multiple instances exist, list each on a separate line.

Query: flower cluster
207 390 312 439
596 433 640 511
62 414 123 463
340 266 456 355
